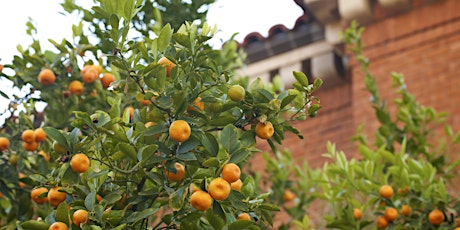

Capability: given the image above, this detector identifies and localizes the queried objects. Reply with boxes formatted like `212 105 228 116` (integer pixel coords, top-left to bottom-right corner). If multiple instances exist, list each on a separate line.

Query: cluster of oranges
372 185 448 228
189 163 249 220
37 65 116 97
21 128 47 152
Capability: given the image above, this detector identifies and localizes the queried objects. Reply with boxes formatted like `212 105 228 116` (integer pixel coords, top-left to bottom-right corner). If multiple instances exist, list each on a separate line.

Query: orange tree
255 22 460 230
0 0 321 229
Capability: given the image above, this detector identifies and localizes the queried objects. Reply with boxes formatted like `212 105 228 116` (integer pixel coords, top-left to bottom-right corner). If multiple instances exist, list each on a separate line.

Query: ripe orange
208 178 231 201
190 190 213 211
49 222 68 230
353 208 362 220
23 141 38 151
237 212 251 221
82 68 98 84
38 69 56 86
384 207 398 222
255 121 275 139
72 209 88 226
70 153 90 173
100 73 115 88
222 163 241 183
400 205 412 217
0 64 3 72
428 209 444 226
31 187 48 204
0 137 10 151
376 216 388 228
69 80 84 95
230 179 243 191
34 128 47 142
169 120 191 142
38 150 50 162
283 190 295 202
228 85 246 102
457 218 460 227
22 129 36 143
158 57 176 76
18 173 26 188
187 97 205 112
379 185 394 199
165 162 185 182
53 141 67 154
48 186 67 207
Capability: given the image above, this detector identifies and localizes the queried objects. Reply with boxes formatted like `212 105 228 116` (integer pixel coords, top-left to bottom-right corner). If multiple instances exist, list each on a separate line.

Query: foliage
0 1 320 229
257 21 460 229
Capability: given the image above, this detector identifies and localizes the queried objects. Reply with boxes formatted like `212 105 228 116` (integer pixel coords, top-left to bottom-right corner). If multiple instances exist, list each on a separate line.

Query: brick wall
252 0 460 171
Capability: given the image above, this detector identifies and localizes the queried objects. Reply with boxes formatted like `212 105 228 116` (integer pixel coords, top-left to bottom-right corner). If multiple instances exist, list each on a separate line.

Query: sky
0 0 303 122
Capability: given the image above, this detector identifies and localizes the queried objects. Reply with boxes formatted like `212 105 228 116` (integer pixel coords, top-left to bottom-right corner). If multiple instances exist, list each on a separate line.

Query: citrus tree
0 0 321 229
255 21 460 230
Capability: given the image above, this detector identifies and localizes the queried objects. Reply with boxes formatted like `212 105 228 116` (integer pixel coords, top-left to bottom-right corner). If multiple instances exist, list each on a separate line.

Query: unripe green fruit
228 85 245 102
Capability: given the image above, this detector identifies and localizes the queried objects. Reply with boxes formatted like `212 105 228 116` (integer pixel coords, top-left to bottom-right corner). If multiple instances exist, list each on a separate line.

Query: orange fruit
49 221 68 230
228 85 245 102
222 163 241 183
208 178 231 201
0 192 3 198
48 186 67 207
283 190 295 202
96 194 103 202
0 64 3 72
455 228 460 230
0 137 10 151
18 173 26 188
384 207 398 222
230 179 243 191
169 120 191 142
400 205 412 217
457 218 460 227
72 209 88 226
31 187 48 204
190 190 213 211
379 185 393 199
23 141 38 151
69 80 84 95
34 128 47 142
53 141 67 154
158 57 176 77
100 73 115 88
376 216 388 228
255 121 274 139
165 162 185 182
187 97 204 112
22 129 36 143
140 99 151 106
82 68 98 84
38 150 50 162
428 209 444 226
38 69 56 86
70 153 90 173
353 208 362 220
237 212 251 221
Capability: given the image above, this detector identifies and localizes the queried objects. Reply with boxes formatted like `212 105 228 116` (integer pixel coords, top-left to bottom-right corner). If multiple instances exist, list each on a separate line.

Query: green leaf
201 133 219 157
293 71 309 87
208 115 237 126
169 186 186 211
221 124 240 154
259 203 280 211
138 144 158 162
172 33 191 48
178 139 199 154
177 152 197 161
206 203 225 230
229 220 253 230
55 202 70 225
229 149 251 164
43 127 69 150
123 208 158 224
280 94 297 109
158 24 172 53
20 220 50 230
117 143 138 162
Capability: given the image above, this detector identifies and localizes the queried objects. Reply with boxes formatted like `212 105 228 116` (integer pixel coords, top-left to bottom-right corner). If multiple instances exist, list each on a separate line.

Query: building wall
250 0 460 172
